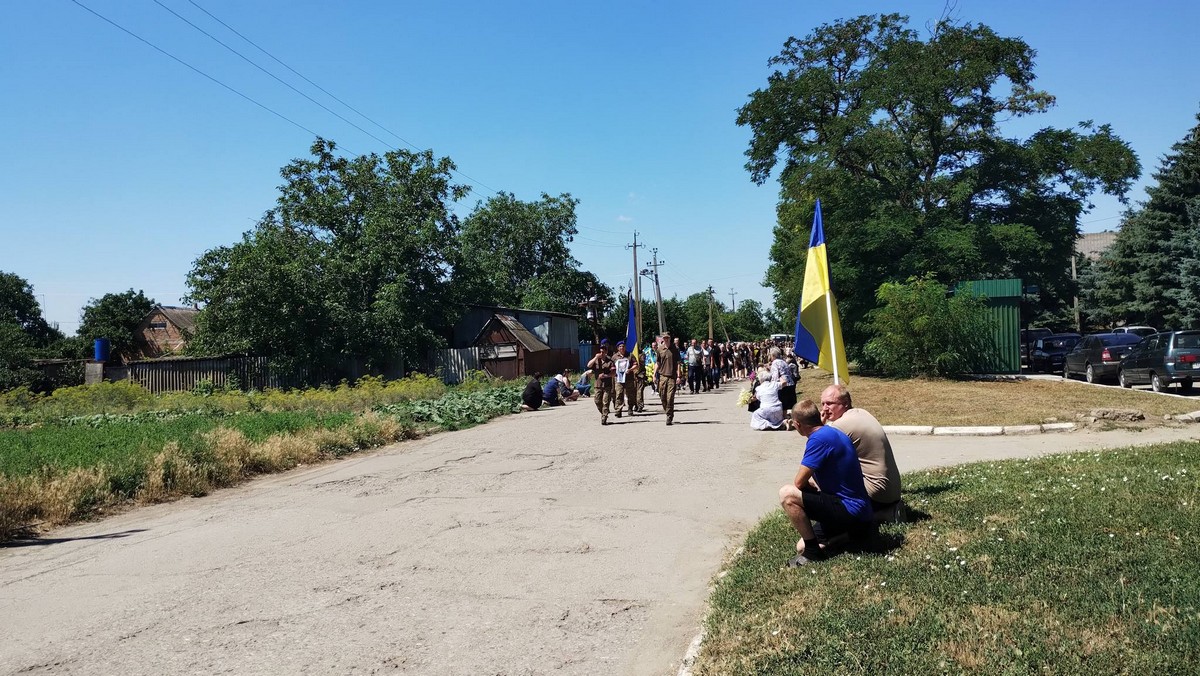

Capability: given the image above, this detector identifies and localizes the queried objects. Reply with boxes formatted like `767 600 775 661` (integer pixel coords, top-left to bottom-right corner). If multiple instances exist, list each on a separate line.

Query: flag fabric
793 199 850 384
624 287 638 354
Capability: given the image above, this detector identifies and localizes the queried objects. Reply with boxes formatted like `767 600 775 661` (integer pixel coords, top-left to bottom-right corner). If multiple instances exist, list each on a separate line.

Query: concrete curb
882 422 1083 436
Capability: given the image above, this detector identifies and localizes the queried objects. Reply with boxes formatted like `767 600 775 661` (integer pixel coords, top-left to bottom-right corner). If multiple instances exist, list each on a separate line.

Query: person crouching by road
587 340 617 425
554 369 581 402
521 372 544 411
574 369 593 398
613 341 640 418
820 384 903 520
541 373 567 407
778 399 874 566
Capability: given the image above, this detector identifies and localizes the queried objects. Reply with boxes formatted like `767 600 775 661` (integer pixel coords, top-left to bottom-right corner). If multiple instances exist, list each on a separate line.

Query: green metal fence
957 279 1021 374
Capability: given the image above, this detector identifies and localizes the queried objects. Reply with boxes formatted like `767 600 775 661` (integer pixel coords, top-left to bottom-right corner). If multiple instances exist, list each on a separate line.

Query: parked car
1020 328 1053 369
1062 333 1144 383
1118 330 1200 392
1029 333 1081 373
1112 325 1157 337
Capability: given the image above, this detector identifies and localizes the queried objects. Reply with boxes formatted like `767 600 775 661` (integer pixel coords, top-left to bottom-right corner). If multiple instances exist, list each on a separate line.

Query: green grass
697 442 1200 674
0 411 356 479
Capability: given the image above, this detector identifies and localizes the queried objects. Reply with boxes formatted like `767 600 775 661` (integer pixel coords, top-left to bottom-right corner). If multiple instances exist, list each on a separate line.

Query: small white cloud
617 215 633 223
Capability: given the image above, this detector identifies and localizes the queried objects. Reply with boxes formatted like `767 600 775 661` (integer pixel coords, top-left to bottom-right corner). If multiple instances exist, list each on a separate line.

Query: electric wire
69 0 354 155
185 0 417 151
170 0 500 196
152 0 396 150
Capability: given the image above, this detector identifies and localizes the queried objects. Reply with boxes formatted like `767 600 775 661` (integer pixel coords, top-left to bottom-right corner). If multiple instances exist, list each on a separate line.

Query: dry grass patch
796 371 1198 425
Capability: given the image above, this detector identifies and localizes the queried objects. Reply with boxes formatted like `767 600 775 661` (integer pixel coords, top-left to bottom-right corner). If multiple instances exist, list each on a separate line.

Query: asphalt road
3 385 1198 675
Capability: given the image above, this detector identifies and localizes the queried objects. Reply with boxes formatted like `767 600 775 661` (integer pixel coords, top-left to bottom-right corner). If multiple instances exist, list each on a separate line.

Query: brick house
133 305 199 359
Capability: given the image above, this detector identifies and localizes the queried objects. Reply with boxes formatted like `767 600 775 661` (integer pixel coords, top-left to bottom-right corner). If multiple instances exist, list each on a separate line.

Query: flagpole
824 292 840 384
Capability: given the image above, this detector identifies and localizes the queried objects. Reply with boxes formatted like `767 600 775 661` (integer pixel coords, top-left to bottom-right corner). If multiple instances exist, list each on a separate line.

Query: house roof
155 305 199 334
477 313 552 352
469 304 581 320
1076 231 1118 260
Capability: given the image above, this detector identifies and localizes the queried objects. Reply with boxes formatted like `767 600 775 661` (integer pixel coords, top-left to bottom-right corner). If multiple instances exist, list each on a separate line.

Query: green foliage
78 289 156 362
0 271 60 346
861 276 995 377
186 138 468 374
1083 112 1200 328
739 15 1139 351
698 444 1200 674
375 382 521 431
456 192 582 308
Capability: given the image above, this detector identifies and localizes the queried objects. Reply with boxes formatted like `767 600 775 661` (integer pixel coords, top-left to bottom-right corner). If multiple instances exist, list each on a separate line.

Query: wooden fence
121 354 405 394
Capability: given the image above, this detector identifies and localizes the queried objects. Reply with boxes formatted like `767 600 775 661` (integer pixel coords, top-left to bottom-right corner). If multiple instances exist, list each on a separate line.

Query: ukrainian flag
793 199 850 384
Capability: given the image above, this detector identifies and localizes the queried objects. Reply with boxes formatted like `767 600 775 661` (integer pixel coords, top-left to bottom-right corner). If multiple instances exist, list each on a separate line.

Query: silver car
1118 331 1200 393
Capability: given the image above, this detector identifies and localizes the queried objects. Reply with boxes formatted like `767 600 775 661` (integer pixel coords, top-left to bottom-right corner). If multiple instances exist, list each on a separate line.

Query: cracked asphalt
3 385 1197 675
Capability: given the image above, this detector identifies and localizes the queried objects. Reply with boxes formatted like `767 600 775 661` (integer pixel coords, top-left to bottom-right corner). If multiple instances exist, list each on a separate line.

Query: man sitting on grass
820 384 903 522
779 399 875 566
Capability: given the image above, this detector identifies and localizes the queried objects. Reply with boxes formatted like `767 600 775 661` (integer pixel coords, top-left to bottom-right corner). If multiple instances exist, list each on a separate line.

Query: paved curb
882 423 1082 436
878 412 1200 437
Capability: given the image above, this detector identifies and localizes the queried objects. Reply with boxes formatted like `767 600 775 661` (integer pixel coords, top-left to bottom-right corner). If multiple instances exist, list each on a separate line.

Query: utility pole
706 285 715 341
641 248 666 336
729 289 737 313
626 232 643 347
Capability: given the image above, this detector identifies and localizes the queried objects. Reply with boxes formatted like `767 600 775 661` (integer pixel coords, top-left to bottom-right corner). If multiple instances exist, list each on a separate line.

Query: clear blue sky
3 1 1198 333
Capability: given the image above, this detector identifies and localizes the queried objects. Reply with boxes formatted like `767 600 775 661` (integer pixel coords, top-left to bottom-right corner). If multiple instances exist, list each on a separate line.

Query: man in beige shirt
818 384 902 513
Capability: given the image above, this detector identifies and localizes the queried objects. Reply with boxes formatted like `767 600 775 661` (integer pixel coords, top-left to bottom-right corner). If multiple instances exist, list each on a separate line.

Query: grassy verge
696 442 1200 674
0 377 521 540
792 371 1199 426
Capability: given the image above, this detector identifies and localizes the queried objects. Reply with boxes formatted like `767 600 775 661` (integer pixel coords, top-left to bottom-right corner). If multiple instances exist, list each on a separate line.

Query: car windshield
1101 334 1143 346
1046 338 1078 349
1175 332 1200 349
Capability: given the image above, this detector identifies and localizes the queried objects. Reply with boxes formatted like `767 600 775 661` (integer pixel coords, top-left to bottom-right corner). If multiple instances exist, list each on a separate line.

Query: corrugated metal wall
958 279 1021 374
127 356 284 393
430 347 482 384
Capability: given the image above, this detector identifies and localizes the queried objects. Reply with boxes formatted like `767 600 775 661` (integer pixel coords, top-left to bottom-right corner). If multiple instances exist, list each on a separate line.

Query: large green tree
738 14 1139 351
187 139 469 373
1085 112 1200 329
456 192 581 308
78 289 156 361
0 271 63 390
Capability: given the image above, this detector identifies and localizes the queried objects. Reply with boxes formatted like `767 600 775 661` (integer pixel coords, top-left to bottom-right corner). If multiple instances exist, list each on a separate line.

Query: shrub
861 275 996 378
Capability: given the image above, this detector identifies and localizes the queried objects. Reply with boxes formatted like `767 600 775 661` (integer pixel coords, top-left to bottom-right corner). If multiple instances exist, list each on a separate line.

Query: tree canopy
187 139 469 372
78 289 156 361
1083 111 1200 329
738 14 1139 350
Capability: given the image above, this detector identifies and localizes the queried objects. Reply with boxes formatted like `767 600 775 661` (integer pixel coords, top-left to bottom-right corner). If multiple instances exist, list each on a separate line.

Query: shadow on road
2 528 148 548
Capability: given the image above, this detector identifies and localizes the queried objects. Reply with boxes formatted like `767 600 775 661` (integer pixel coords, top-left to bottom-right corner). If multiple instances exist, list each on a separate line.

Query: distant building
133 305 199 359
1076 230 1118 260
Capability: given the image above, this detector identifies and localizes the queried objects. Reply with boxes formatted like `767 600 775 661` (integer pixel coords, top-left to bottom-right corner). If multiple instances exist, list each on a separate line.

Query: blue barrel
94 338 111 362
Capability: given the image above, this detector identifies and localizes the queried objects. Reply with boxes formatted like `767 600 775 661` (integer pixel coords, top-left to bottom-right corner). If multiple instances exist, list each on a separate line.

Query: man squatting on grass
820 384 903 520
779 399 875 566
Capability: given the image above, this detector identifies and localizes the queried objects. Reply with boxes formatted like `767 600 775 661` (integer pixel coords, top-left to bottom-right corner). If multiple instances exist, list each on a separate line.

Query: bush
861 275 996 378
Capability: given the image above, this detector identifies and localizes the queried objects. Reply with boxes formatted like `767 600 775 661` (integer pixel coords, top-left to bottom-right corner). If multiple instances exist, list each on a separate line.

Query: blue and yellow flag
624 287 638 354
793 199 850 384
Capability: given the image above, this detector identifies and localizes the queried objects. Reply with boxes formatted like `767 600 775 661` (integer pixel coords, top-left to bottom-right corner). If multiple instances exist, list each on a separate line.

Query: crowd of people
519 334 903 568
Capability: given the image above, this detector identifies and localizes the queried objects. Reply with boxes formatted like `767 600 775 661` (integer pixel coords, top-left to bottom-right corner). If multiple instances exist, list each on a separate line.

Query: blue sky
3 1 1198 334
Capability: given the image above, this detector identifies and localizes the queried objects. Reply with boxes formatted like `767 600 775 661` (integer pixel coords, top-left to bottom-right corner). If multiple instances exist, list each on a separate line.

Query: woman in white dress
750 367 787 430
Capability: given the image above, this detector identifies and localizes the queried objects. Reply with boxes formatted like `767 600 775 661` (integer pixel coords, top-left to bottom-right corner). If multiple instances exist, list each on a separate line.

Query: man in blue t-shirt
778 399 875 566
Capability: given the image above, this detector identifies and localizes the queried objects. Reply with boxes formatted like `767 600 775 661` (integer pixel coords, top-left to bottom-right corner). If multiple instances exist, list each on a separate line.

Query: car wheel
1151 372 1165 393
1119 369 1131 388
1085 363 1095 384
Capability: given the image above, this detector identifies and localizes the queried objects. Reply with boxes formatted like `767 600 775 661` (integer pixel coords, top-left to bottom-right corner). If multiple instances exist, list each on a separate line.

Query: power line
159 0 496 195
153 0 397 149
69 0 351 153
185 0 417 151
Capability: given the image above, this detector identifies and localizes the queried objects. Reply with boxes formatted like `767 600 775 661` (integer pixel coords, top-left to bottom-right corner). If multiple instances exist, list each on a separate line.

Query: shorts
801 490 871 539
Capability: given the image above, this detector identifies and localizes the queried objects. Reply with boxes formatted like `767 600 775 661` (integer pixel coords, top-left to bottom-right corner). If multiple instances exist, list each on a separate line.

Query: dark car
1029 333 1081 373
1063 333 1143 383
1118 330 1200 392
1020 328 1053 369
